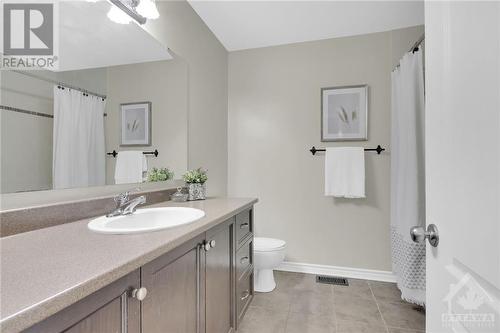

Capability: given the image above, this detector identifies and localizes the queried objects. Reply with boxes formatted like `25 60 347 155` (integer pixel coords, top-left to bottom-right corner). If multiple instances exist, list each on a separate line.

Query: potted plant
147 167 174 182
183 168 208 200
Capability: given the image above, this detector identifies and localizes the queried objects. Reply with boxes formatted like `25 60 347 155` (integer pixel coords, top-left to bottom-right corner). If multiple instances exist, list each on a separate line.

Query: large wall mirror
0 1 187 195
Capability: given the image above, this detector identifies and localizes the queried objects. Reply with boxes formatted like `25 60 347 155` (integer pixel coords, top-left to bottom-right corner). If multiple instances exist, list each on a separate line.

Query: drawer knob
204 240 216 251
240 222 249 229
240 290 250 300
131 287 148 301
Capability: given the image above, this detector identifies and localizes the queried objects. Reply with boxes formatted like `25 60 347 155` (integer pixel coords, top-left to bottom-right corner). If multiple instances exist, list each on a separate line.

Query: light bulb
107 5 132 24
136 0 159 19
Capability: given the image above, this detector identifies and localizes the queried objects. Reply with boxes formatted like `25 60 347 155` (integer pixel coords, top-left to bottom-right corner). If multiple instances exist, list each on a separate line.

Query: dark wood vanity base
0 198 256 333
23 207 254 333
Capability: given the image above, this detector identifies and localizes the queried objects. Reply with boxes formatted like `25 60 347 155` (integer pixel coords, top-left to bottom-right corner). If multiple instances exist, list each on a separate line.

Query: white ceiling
188 1 424 51
59 1 171 72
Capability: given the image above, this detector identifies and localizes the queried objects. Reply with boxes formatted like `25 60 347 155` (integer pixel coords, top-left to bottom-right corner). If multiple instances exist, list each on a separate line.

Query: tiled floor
238 271 425 333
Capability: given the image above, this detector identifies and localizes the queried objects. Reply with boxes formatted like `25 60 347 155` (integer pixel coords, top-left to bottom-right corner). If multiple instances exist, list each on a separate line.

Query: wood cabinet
24 207 254 333
205 219 234 333
141 233 205 333
25 270 141 333
234 209 254 328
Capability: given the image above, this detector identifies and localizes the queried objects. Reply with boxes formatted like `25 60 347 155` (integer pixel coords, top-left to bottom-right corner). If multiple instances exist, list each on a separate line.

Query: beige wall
228 26 424 271
143 0 228 196
105 59 188 184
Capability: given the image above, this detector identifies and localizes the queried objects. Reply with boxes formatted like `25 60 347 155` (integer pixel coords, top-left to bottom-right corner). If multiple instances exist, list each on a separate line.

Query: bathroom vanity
0 198 256 333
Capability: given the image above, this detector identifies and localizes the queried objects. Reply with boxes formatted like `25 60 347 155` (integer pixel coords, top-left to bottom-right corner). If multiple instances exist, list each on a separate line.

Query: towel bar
106 149 159 158
309 145 385 155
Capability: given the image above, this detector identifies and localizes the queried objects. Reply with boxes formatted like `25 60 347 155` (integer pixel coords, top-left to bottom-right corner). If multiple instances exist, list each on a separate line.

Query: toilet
253 237 286 292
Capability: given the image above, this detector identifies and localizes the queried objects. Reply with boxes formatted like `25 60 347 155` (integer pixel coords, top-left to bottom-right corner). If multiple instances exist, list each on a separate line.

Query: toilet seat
254 237 286 252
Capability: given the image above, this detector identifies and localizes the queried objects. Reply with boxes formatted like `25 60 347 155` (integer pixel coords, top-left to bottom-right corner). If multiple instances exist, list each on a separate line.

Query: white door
425 1 500 332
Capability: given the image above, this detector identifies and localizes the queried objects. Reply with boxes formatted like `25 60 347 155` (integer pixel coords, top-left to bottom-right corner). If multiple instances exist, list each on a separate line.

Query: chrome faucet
107 189 146 217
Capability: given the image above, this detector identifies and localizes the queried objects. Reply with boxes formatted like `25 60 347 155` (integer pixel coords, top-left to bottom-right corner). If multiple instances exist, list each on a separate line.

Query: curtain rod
393 34 425 71
11 70 107 100
409 34 425 53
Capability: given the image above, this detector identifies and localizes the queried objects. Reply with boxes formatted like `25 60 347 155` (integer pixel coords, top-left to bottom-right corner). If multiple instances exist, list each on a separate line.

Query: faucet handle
114 188 141 207
114 192 129 207
113 187 141 206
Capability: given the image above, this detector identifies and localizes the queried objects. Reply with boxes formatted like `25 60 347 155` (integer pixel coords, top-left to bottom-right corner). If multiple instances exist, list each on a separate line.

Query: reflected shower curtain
391 49 426 305
53 87 106 189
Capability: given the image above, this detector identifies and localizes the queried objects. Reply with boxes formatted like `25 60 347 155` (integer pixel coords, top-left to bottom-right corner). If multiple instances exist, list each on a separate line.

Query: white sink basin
87 207 205 234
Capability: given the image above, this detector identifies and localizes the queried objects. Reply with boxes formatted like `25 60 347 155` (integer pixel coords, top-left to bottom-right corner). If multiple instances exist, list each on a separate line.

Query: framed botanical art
321 85 368 141
120 102 152 146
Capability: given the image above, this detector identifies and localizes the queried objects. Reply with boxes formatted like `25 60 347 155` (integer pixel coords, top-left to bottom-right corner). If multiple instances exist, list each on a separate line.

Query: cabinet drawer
236 209 252 246
236 237 253 281
236 270 253 325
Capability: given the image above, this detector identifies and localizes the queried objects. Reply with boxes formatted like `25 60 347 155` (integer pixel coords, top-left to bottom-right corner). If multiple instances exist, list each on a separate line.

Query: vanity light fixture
107 5 134 24
136 0 159 19
106 0 159 25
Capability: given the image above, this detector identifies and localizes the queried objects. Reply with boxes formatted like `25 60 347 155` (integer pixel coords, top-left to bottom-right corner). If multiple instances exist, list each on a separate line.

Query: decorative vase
187 182 206 201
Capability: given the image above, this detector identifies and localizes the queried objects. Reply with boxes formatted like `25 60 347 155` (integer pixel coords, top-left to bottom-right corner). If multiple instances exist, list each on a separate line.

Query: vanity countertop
0 197 258 333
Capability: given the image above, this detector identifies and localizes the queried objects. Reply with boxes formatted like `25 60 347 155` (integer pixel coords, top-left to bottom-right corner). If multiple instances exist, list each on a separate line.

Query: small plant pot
187 183 206 201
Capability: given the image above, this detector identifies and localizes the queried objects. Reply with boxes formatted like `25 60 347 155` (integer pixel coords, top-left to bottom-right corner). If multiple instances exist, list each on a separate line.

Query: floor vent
316 275 349 286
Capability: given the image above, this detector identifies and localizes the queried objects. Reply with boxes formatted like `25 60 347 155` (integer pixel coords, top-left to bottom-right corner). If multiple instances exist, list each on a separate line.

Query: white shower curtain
53 87 106 189
391 49 426 305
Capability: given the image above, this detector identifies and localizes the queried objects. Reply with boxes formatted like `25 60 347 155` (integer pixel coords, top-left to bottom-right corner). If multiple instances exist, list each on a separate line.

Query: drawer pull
240 290 250 301
240 222 249 229
240 256 249 264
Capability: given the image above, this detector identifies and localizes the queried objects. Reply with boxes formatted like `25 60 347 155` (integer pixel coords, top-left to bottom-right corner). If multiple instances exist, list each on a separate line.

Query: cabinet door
24 270 141 333
205 218 234 333
141 234 205 333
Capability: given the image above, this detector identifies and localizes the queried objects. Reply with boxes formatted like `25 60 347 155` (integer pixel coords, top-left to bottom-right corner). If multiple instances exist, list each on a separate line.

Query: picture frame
321 85 368 141
120 102 152 146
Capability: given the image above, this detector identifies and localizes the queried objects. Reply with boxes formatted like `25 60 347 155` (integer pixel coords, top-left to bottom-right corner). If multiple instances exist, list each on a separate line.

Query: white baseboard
276 261 397 283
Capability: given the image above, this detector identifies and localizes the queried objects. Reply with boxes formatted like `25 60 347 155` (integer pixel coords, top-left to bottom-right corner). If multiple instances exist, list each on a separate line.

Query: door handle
410 224 439 247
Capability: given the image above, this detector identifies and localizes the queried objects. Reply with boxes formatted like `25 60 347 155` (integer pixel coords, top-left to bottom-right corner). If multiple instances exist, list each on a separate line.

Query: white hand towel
114 151 148 185
325 147 365 198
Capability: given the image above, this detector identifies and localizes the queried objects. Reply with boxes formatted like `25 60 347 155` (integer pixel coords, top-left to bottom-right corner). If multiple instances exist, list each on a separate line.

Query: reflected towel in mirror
114 151 147 184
